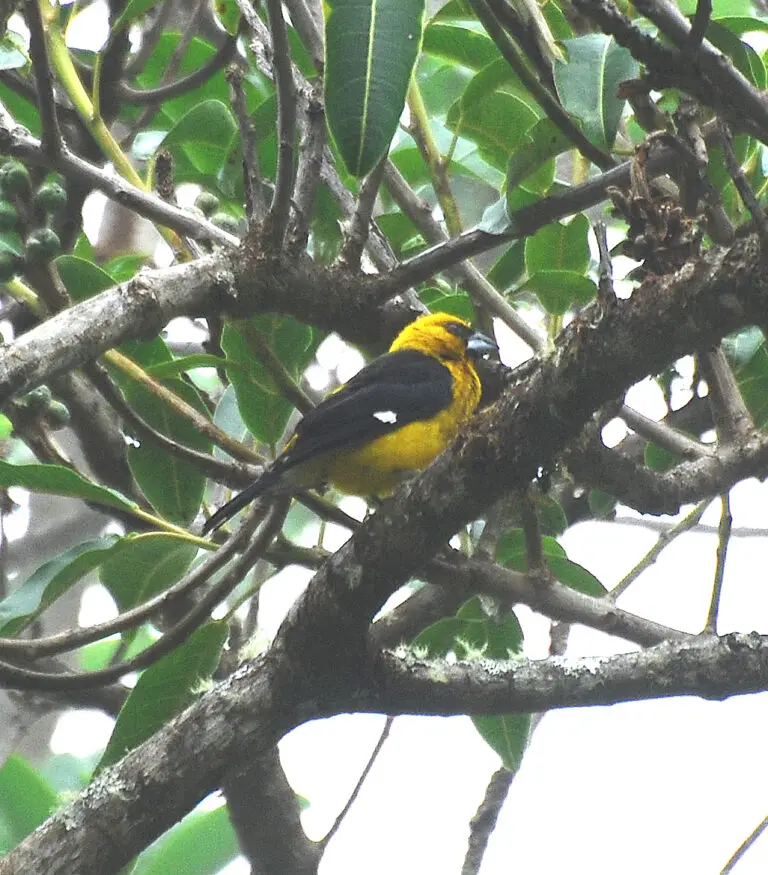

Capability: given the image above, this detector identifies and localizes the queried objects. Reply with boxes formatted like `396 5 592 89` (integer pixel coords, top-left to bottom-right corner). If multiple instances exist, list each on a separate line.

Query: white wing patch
373 410 398 424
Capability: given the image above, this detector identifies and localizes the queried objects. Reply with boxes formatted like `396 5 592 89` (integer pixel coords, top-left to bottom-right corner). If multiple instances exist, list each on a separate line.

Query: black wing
202 349 453 535
282 348 453 470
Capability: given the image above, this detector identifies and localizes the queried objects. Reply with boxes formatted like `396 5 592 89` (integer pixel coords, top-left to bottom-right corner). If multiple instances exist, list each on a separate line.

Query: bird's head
389 312 497 362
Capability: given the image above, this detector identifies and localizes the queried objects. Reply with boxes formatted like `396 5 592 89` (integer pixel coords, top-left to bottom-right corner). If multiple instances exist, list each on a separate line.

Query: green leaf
447 72 540 170
554 34 638 151
0 35 27 71
506 118 572 194
0 537 120 635
473 713 531 772
736 341 768 429
100 534 197 613
705 20 766 88
0 756 59 852
56 255 114 302
120 377 212 526
588 488 617 518
487 241 525 291
415 598 529 769
0 460 138 516
419 290 476 323
525 214 590 274
0 413 12 439
422 21 500 70
112 0 161 32
496 529 606 597
96 621 228 774
147 354 229 380
213 0 241 36
325 0 425 175
522 270 597 315
221 315 318 446
161 100 237 177
129 804 239 875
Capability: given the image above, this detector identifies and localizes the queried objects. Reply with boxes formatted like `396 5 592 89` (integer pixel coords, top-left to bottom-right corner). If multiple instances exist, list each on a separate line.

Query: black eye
444 321 473 340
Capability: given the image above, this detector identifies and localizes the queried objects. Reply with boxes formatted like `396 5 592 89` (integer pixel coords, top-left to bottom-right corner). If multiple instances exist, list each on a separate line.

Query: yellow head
389 312 497 361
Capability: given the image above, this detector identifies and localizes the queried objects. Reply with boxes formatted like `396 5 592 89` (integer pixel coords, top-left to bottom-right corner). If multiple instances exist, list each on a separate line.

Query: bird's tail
202 464 287 536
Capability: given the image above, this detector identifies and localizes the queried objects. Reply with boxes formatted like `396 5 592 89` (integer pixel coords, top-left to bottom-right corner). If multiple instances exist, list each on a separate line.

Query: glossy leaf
0 537 120 635
736 340 768 428
497 529 606 597
506 118 571 194
525 214 590 275
522 270 597 315
0 461 138 517
160 100 237 177
56 255 114 302
422 22 500 70
129 804 240 875
554 34 638 151
99 533 198 613
221 315 318 446
96 621 228 773
0 756 59 853
325 0 425 175
121 376 212 526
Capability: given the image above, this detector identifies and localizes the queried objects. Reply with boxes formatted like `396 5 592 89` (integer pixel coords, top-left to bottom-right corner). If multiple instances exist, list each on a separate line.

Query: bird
202 312 497 535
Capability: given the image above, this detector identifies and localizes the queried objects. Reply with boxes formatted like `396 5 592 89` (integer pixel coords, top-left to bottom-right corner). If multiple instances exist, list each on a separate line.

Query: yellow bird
203 312 497 534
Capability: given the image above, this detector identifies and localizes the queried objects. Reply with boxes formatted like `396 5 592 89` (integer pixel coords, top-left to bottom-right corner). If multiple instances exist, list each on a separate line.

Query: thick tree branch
4 633 768 875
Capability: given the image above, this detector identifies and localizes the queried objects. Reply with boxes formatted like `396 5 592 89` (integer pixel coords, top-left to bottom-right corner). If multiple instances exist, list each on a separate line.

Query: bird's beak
467 331 498 358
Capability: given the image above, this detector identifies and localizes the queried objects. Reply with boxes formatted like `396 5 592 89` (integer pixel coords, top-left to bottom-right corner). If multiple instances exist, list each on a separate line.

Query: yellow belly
313 361 481 496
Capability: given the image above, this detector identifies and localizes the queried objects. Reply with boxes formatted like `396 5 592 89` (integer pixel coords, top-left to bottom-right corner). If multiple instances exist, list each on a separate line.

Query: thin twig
704 493 731 633
720 813 768 874
620 403 711 460
610 500 711 601
287 81 326 252
87 362 261 489
718 119 768 244
0 500 290 691
698 347 754 443
461 768 516 875
259 0 297 246
687 0 712 51
320 716 394 848
120 34 239 104
24 0 61 158
338 157 388 270
227 63 266 223
594 221 615 305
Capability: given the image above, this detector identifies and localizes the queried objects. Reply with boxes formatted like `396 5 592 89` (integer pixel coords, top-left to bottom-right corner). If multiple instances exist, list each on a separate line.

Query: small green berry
210 212 240 235
33 182 67 215
25 228 61 265
0 161 31 199
195 191 220 216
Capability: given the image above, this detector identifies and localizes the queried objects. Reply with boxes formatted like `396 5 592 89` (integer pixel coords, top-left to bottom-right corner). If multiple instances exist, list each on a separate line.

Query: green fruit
195 191 220 216
25 228 61 264
46 400 71 427
0 200 19 231
25 386 52 408
0 251 20 282
210 212 240 235
33 182 67 215
0 161 31 198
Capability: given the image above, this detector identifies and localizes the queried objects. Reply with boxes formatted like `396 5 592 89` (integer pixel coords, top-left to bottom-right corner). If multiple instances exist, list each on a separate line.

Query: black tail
202 464 286 535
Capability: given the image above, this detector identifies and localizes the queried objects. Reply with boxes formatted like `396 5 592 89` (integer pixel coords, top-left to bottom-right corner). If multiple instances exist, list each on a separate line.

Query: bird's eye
444 321 473 340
